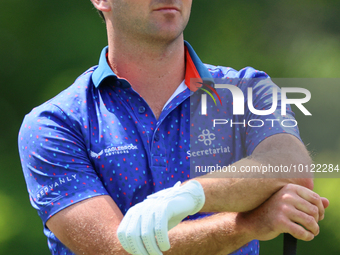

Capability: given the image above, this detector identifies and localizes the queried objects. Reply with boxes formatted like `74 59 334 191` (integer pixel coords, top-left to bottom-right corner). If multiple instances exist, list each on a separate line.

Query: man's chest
83 87 243 212
82 96 192 211
86 105 239 176
86 112 191 179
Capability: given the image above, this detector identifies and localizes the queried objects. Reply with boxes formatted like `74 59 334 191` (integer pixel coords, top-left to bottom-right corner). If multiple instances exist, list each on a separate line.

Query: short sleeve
240 78 302 155
18 104 109 225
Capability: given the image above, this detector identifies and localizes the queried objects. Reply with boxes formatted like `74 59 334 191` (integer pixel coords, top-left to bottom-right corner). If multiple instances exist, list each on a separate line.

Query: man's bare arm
46 184 328 255
46 196 130 255
168 184 328 255
197 134 314 213
46 196 249 255
47 196 250 255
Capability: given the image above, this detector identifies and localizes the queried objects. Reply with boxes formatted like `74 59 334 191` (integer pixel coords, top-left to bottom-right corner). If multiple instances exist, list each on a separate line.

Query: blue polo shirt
18 41 300 255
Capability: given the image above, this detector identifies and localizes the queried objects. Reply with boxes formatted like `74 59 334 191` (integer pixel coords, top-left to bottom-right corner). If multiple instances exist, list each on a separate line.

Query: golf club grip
283 233 297 255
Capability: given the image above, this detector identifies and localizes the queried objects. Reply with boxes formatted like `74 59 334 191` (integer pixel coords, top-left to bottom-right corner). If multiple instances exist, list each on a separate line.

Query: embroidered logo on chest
90 144 138 158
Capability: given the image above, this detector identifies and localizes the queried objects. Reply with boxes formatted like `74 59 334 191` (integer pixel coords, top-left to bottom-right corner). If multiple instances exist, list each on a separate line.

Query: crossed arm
46 134 328 255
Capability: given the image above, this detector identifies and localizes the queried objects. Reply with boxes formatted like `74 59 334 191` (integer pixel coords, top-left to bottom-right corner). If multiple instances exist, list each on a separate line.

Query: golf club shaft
283 233 297 255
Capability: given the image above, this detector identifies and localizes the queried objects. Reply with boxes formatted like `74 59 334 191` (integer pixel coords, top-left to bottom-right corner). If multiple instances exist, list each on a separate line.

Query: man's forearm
165 212 253 255
196 134 313 213
198 160 309 213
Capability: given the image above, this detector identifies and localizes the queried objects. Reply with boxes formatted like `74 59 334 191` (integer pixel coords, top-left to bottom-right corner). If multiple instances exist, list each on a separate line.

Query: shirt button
138 106 146 114
154 133 160 142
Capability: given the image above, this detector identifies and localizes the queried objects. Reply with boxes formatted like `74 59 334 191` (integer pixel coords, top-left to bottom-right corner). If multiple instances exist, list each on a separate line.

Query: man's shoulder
204 64 269 79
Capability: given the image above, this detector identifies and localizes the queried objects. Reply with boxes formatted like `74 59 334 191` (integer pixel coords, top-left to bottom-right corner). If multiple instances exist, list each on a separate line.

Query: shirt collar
92 41 214 90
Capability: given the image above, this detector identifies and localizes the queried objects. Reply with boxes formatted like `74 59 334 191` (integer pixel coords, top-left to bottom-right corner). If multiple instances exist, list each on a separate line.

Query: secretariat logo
198 129 215 146
187 129 230 158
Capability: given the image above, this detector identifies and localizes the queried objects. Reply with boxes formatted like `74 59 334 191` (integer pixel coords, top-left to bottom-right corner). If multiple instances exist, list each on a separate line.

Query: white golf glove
117 180 205 255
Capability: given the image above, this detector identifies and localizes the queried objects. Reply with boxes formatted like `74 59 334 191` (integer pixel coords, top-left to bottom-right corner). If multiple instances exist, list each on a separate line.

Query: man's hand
117 180 205 255
242 183 329 242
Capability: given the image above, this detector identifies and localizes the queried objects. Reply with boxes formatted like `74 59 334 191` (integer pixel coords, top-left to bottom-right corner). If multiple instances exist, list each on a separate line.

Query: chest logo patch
90 150 103 158
91 144 138 159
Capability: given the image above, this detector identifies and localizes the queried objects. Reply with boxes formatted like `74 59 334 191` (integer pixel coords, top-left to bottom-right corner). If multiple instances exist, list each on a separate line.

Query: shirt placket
114 82 191 190
150 89 191 188
113 84 162 185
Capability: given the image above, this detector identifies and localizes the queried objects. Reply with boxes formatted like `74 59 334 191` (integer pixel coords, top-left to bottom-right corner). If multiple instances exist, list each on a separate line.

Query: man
18 0 328 254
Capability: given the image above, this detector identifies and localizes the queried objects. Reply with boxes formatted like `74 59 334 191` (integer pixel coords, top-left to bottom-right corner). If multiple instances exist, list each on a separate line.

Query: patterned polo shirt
18 41 300 255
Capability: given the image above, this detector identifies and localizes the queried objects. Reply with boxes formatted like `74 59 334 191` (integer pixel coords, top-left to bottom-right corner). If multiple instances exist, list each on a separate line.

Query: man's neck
107 33 186 119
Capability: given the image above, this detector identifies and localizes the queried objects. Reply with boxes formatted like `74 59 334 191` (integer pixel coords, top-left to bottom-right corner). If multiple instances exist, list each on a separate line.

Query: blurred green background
1 0 339 254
